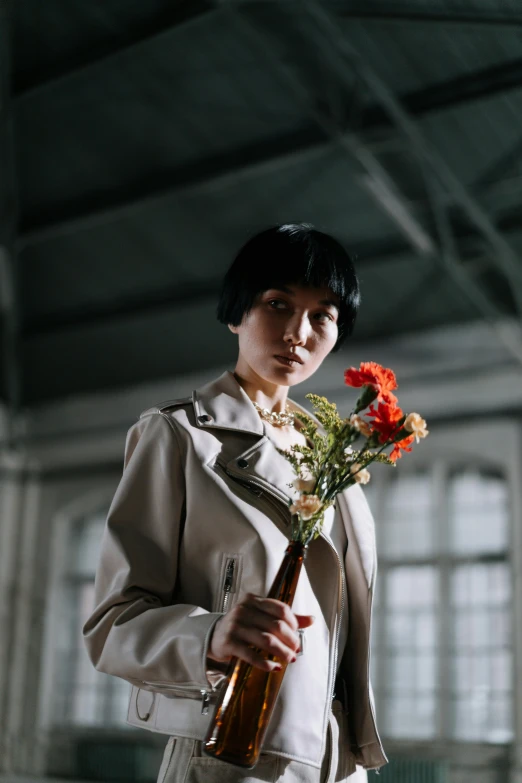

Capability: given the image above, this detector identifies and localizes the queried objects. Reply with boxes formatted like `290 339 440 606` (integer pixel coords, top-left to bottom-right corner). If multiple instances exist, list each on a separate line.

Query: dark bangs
216 223 360 351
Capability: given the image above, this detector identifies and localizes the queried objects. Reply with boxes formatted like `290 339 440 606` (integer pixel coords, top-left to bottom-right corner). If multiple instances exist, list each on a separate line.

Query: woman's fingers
207 594 315 670
295 613 316 628
237 604 300 654
244 593 310 634
233 622 297 664
229 642 283 673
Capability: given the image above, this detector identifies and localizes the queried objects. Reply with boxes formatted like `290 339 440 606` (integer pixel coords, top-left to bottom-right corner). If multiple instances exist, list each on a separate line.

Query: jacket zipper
221 557 236 613
221 464 291 525
329 537 345 705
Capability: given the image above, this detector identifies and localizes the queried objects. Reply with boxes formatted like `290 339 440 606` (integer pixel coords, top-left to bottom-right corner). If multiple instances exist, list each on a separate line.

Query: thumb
295 614 315 628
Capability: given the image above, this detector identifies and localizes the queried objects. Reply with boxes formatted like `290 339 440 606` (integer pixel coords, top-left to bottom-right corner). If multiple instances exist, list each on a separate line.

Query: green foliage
371 453 396 466
277 390 407 544
304 394 344 435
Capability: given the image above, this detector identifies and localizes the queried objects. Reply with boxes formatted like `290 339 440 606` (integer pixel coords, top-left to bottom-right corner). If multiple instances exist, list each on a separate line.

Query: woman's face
229 283 340 387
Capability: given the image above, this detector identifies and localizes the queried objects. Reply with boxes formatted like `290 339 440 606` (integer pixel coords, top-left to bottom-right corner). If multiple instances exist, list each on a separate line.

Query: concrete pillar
511 421 522 783
0 1 39 775
0 0 20 424
3 468 46 775
0 457 25 772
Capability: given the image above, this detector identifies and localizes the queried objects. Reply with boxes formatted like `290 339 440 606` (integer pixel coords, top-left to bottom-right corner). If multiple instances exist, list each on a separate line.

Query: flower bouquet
204 362 428 768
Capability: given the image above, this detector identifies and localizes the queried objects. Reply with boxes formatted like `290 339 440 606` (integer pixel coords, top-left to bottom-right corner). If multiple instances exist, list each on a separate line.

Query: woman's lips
274 355 302 367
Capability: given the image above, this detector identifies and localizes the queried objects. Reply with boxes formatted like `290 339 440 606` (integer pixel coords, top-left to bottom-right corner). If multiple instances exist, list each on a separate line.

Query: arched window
367 462 512 743
52 509 131 727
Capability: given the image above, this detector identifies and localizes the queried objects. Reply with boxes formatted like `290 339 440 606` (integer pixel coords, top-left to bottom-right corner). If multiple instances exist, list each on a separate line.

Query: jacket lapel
192 370 308 505
192 370 376 587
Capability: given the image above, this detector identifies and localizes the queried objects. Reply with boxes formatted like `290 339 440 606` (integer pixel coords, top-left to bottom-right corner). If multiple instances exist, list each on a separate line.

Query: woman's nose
284 314 309 345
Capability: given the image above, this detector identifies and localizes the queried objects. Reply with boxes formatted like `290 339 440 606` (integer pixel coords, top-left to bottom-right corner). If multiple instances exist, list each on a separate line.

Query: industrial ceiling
3 0 522 407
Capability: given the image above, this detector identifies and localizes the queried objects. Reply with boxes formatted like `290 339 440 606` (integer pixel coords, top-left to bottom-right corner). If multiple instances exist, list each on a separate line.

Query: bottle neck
285 540 308 559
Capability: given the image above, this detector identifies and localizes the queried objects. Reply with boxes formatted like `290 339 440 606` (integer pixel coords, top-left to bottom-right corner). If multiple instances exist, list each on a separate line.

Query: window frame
368 450 513 746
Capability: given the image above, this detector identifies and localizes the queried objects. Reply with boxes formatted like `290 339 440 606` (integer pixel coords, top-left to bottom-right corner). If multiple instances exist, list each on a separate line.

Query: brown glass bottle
203 540 308 768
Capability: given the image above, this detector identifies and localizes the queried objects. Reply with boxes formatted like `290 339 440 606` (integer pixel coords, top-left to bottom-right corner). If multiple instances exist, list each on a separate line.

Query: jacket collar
192 369 318 438
192 370 319 506
192 370 375 588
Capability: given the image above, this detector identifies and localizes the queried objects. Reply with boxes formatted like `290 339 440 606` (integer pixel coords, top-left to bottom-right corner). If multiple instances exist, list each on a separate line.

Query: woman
83 224 387 782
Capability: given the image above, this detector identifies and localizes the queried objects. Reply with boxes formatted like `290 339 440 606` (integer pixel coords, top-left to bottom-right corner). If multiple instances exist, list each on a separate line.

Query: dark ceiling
4 0 522 407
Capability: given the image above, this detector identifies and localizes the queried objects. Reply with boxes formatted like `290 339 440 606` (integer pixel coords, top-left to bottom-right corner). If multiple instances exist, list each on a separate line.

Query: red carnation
366 400 404 442
344 361 398 404
366 401 415 462
389 435 415 462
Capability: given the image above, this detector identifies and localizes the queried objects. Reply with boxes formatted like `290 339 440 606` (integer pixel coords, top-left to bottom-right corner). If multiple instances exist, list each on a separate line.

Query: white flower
349 463 371 484
343 446 354 458
350 414 373 438
292 476 316 493
404 412 429 443
289 494 323 520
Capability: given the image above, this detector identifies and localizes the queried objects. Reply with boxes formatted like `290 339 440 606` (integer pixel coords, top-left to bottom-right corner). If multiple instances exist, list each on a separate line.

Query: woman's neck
232 370 289 414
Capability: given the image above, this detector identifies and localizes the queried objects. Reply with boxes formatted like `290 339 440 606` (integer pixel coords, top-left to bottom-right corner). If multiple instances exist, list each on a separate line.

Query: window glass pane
72 512 106 576
450 562 512 742
451 563 510 608
384 695 436 740
111 679 133 726
383 566 438 739
448 470 509 555
388 566 437 608
72 684 105 726
380 472 434 559
53 511 129 728
453 694 513 744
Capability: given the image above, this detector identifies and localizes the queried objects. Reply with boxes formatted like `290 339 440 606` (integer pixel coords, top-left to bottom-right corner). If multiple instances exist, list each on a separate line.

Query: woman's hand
207 593 315 672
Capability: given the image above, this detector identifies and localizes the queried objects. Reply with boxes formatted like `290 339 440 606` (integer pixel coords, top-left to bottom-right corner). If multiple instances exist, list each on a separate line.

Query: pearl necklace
252 401 296 428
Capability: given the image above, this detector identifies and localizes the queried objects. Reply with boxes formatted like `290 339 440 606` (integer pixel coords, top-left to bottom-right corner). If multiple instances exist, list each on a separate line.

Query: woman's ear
228 323 239 335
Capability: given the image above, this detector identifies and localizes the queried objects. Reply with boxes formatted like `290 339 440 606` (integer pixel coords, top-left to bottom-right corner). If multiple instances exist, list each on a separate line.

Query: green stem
313 419 351 495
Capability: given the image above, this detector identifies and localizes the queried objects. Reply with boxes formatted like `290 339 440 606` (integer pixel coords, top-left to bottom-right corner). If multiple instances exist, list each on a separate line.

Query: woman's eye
315 312 333 322
268 299 286 309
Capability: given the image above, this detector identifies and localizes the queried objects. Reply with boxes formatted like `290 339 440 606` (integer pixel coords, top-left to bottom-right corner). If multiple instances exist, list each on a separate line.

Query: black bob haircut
216 223 360 352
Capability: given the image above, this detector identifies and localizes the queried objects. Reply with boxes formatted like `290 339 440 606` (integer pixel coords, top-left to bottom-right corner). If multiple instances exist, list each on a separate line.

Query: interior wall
0 339 521 782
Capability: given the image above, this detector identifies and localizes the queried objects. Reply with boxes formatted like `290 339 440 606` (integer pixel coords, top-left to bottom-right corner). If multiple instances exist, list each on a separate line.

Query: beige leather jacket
82 370 387 771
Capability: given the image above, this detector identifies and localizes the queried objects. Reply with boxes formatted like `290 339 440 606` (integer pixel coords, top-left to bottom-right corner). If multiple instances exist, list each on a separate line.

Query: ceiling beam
305 1 522 306
371 57 522 120
14 0 214 100
16 26 522 245
19 204 522 338
229 1 522 364
229 1 522 28
17 127 331 248
338 8 522 28
21 278 222 338
21 3 522 342
15 1 522 116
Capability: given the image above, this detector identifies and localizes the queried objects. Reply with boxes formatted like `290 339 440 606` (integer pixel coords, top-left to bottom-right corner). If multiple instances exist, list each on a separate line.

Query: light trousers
156 700 368 783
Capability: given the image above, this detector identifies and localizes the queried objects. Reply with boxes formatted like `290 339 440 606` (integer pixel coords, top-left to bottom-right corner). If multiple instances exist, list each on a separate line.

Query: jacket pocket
213 552 243 614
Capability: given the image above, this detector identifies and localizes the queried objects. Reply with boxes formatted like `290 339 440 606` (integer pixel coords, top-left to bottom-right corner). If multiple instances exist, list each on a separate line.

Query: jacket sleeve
82 411 224 695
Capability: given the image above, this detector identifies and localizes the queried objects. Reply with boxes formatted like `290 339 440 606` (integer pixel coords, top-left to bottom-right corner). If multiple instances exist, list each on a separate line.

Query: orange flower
344 362 398 403
367 400 415 461
389 434 415 462
366 400 404 442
